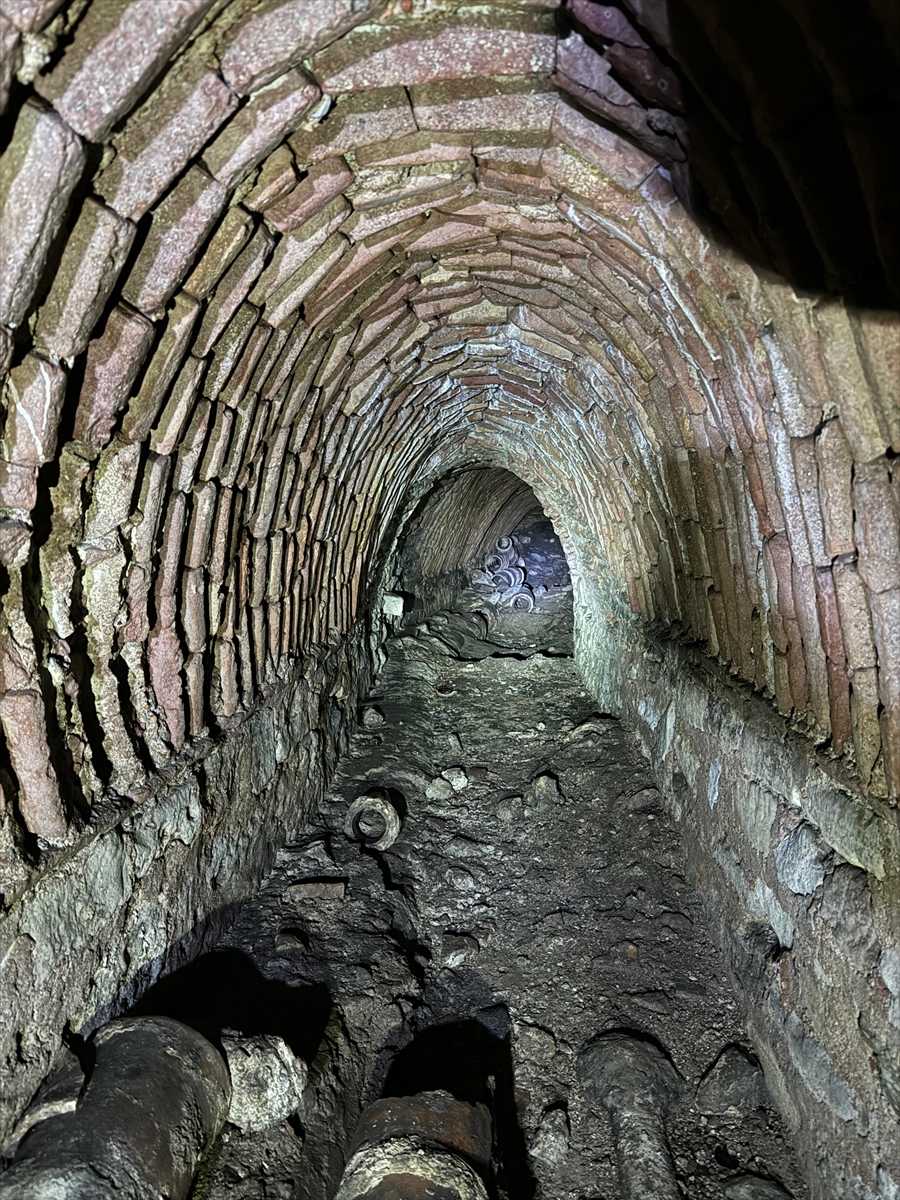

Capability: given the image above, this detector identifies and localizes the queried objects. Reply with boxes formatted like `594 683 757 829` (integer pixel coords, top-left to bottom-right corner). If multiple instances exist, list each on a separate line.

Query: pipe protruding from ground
579 1031 682 1200
3 1016 230 1199
335 1088 492 1199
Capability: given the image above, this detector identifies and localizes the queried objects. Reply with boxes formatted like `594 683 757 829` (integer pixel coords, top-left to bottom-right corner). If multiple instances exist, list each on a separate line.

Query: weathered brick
245 145 297 213
218 0 372 94
314 11 556 92
149 355 205 457
0 687 66 840
0 461 38 510
34 0 216 142
0 100 85 327
73 303 155 449
0 16 21 116
121 292 201 442
96 59 238 221
183 205 254 301
1 1 64 33
191 226 272 356
203 69 321 193
1 353 66 464
33 199 135 361
122 166 228 314
264 156 354 233
289 87 417 163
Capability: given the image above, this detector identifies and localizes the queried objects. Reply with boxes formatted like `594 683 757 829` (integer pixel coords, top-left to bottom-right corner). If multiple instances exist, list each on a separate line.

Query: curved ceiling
0 0 897 850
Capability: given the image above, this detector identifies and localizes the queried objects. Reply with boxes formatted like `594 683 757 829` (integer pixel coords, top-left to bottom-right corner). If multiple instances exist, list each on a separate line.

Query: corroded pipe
579 1032 681 1200
335 1089 491 1200
3 1016 230 1200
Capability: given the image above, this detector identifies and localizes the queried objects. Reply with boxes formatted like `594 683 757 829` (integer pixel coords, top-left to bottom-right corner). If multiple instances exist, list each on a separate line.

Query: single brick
96 59 239 221
183 205 254 301
34 0 217 142
121 292 201 442
0 16 21 116
0 100 85 327
218 0 373 94
203 68 321 193
73 303 156 449
1 0 65 33
0 688 66 840
1 353 67 464
33 198 135 361
264 155 354 233
191 226 272 357
245 144 297 213
121 165 228 314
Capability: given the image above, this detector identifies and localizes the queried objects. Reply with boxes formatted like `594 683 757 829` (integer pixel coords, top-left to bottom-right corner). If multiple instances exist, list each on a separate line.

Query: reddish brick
0 16 21 116
122 166 228 314
0 688 66 840
121 292 201 442
34 0 216 142
1 353 66 464
96 60 238 221
33 199 135 361
289 87 417 163
314 11 555 92
183 206 254 302
1 1 64 32
265 156 354 233
815 418 855 559
0 461 38 510
218 0 372 94
203 69 321 193
192 227 271 357
551 99 657 192
73 304 155 449
0 100 85 327
411 75 558 134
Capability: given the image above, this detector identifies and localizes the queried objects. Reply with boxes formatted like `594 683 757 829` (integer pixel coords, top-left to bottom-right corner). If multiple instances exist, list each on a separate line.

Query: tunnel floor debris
189 518 807 1200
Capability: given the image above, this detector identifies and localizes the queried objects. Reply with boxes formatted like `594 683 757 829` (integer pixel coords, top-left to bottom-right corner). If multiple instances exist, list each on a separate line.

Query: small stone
497 795 523 821
526 772 562 810
441 766 468 792
530 1106 569 1165
624 942 640 960
362 705 384 728
775 823 826 895
426 777 454 801
697 1046 768 1116
221 1032 307 1133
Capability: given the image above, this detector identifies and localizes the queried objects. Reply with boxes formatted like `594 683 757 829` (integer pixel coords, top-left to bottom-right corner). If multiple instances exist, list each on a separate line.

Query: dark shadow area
382 1018 537 1200
128 948 332 1063
555 0 899 307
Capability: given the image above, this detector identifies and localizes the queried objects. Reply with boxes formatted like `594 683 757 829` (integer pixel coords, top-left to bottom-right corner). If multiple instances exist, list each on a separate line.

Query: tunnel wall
0 4 897 1195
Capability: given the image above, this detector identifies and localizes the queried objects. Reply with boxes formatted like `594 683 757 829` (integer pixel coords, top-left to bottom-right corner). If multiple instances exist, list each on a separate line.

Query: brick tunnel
0 3 898 1199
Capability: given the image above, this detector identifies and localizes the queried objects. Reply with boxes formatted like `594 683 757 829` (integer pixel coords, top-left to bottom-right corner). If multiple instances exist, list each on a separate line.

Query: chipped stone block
73 303 155 450
218 0 373 94
33 0 217 142
1 353 66 464
122 166 228 314
244 144 297 213
82 436 142 542
552 99 658 192
96 59 238 221
33 199 135 361
0 99 84 327
203 69 321 194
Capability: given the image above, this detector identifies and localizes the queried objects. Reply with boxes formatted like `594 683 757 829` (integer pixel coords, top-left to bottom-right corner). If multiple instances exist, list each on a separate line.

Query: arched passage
0 4 897 1198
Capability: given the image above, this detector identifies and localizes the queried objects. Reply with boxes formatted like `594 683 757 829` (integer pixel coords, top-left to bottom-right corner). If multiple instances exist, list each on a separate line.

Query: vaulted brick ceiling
0 0 897 864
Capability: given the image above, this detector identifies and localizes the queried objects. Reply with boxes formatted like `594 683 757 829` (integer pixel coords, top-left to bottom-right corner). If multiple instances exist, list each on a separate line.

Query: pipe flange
344 793 401 851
